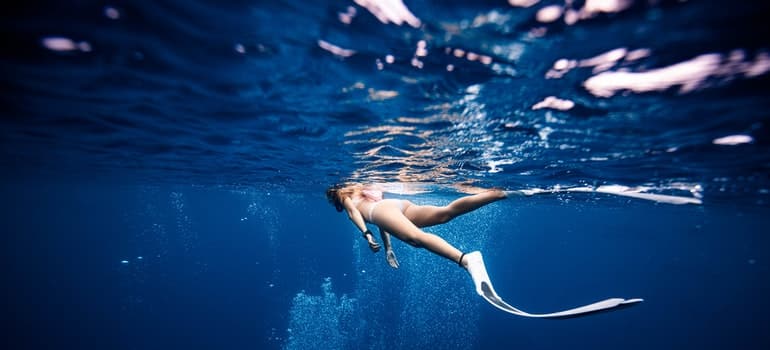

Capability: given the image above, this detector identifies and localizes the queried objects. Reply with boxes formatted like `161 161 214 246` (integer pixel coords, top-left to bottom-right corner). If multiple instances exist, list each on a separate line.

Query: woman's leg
405 189 507 228
372 201 465 265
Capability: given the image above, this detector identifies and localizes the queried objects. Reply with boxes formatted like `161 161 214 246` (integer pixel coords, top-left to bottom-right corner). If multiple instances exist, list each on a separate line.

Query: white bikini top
361 189 383 201
350 188 383 207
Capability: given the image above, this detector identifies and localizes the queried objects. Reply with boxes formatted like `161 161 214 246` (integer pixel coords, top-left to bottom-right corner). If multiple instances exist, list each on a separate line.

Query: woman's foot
489 189 507 199
504 188 550 197
503 190 524 197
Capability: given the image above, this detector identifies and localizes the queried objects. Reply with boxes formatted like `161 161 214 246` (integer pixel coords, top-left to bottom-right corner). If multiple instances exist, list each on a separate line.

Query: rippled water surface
2 0 769 203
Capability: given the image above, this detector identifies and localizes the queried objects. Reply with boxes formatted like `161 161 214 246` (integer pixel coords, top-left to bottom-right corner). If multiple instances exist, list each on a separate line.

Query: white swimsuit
367 199 405 222
352 188 406 223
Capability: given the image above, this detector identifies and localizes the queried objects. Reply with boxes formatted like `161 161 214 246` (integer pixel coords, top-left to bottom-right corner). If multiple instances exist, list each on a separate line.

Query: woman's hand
363 230 380 252
367 237 381 252
386 249 399 269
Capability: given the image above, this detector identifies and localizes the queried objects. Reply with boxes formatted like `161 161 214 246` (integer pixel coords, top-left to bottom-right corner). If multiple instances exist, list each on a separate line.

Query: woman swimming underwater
325 183 508 269
325 183 643 318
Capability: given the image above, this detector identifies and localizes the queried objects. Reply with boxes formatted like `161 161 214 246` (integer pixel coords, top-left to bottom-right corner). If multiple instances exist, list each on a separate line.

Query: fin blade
465 251 643 318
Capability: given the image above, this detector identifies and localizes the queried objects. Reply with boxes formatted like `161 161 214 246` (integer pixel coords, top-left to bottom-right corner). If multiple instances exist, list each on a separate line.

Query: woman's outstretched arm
343 197 380 252
342 197 368 234
379 228 399 269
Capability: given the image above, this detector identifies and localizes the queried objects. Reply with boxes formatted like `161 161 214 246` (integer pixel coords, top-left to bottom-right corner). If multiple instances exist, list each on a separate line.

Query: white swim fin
464 251 643 318
506 185 702 205
564 185 702 205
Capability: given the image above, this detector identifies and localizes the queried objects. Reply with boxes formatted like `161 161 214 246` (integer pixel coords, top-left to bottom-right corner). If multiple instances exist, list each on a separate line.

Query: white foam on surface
584 51 770 97
712 134 753 146
532 96 575 111
354 0 421 27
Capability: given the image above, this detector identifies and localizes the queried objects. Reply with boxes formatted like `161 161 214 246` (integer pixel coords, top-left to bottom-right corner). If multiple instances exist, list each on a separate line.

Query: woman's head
326 185 344 212
326 183 360 212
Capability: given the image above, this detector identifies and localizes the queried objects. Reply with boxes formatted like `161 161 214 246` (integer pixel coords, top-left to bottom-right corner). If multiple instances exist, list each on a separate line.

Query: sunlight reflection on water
3 0 768 203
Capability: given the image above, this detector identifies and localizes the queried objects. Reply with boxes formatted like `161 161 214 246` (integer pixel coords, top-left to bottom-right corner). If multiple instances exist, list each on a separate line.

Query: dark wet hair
326 185 344 212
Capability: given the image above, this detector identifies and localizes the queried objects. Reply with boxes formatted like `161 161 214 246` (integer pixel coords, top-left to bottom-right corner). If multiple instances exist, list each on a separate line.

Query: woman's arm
379 228 393 251
379 228 399 269
342 197 368 234
343 197 381 252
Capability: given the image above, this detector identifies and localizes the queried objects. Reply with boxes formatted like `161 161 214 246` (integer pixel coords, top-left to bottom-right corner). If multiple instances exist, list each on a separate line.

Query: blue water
1 0 769 349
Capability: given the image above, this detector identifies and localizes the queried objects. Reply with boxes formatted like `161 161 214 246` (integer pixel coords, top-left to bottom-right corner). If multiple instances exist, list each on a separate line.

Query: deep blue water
2 0 770 349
